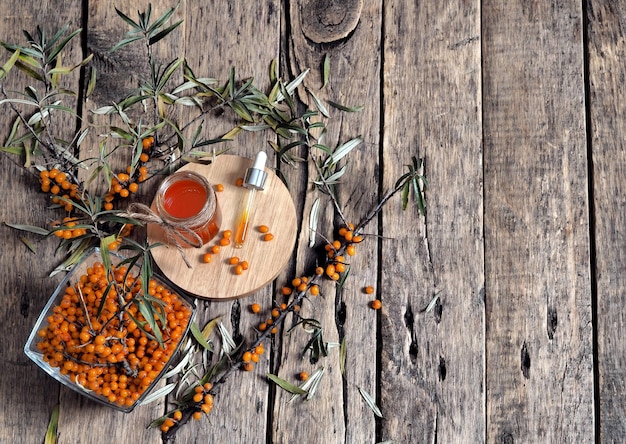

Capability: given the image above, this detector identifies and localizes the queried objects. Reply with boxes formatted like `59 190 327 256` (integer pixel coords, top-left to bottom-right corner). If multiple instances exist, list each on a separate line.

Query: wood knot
300 0 363 43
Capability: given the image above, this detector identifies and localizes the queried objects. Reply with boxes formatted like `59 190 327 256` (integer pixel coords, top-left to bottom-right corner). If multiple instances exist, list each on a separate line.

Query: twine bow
119 203 203 268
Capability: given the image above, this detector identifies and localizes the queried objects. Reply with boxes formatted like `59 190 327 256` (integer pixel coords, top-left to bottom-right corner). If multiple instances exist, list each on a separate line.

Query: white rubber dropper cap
243 151 268 190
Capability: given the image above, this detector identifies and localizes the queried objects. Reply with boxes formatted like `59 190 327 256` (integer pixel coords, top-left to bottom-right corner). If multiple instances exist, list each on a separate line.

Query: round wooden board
147 155 297 300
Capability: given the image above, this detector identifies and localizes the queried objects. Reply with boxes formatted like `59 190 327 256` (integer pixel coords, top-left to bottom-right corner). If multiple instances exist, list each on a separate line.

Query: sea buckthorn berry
229 257 240 265
142 136 154 150
255 344 265 355
298 371 309 381
240 261 249 270
234 264 244 275
271 308 280 318
270 327 278 335
258 225 269 234
139 152 150 163
128 182 139 193
119 188 130 198
297 283 308 293
291 277 302 287
335 262 346 273
371 299 382 310
202 253 212 263
104 202 114 211
325 264 336 277
192 411 203 420
243 362 254 372
346 245 356 256
194 385 204 394
173 410 183 421
215 183 224 192
203 382 213 391
250 303 261 314
258 322 267 331
193 392 203 403
219 238 231 246
330 273 340 281
210 245 220 254
280 303 287 311
315 267 324 275
353 235 364 243
364 286 375 294
338 227 347 237
235 177 244 187
222 230 232 239
310 285 319 296
262 233 274 242
280 286 292 296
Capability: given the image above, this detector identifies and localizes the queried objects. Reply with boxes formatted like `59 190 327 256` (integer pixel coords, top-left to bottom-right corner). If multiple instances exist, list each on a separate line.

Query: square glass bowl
24 248 196 412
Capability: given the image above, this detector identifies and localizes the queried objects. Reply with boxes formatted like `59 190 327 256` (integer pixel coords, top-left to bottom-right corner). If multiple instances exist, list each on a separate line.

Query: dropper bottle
234 151 268 248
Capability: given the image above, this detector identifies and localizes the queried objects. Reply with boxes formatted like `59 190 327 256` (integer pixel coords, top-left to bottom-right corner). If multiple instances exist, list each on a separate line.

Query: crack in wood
438 356 447 382
547 306 558 340
521 341 531 379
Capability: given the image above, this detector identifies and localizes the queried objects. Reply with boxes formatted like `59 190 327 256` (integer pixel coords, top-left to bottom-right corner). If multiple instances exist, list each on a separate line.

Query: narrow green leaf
44 404 59 444
401 181 410 210
309 198 320 248
0 47 20 80
306 87 329 118
148 19 183 46
20 236 36 254
139 382 176 405
114 7 141 30
191 322 213 351
424 292 441 313
322 53 330 88
47 28 83 62
358 386 383 418
327 100 364 113
108 35 144 53
323 137 362 168
276 68 309 102
4 222 49 236
267 373 307 395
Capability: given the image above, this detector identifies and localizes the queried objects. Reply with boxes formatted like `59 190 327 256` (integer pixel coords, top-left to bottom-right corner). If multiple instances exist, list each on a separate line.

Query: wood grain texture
381 1 484 443
172 1 281 443
268 1 383 444
587 1 626 442
483 1 594 442
0 2 82 443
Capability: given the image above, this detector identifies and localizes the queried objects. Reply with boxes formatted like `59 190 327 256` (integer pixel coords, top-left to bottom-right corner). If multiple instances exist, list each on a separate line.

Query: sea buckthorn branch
157 156 425 438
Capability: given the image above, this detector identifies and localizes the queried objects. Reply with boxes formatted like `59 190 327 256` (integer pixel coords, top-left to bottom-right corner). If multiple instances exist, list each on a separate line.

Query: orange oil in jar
155 171 221 246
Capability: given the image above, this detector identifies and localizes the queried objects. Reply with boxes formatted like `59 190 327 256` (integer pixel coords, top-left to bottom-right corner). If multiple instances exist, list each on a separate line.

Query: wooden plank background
1 1 625 443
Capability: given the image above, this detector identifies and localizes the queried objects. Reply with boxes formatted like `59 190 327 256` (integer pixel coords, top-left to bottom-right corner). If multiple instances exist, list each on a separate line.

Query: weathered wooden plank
587 1 626 442
56 2 180 443
269 1 382 443
380 1 484 443
0 2 82 444
482 1 594 442
171 2 281 443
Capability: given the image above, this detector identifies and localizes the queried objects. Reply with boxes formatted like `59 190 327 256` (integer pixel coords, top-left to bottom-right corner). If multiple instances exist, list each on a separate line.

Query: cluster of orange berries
36 261 192 409
240 339 266 372
39 168 81 212
51 217 88 240
107 224 133 251
258 224 274 242
159 382 214 432
201 230 252 275
321 223 363 280
103 137 154 211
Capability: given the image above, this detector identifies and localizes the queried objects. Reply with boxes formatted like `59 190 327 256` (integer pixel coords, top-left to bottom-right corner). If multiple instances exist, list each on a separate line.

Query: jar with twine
154 170 221 247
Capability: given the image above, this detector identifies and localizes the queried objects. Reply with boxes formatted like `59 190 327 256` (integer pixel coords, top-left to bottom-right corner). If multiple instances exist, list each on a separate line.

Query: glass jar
155 170 221 247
